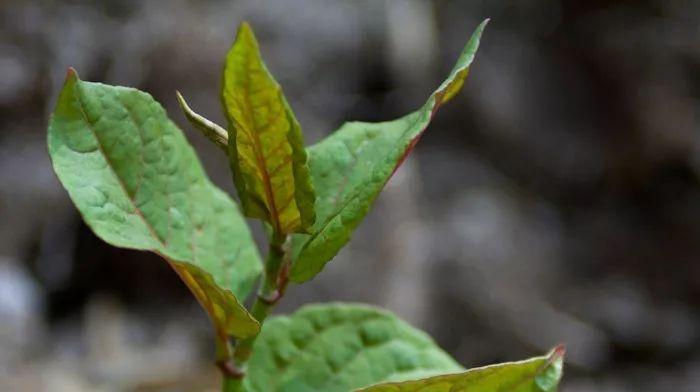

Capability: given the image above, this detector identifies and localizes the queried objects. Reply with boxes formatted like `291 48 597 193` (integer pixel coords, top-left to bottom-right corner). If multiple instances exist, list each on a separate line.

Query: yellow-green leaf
221 22 315 235
359 346 565 392
47 69 261 340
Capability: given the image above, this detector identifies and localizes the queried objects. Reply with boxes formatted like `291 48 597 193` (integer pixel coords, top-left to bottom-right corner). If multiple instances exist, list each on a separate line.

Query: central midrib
237 54 283 234
73 81 228 335
73 81 167 251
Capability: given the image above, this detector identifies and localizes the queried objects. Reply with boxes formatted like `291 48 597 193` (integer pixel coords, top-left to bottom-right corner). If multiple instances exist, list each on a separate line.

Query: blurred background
2 0 700 390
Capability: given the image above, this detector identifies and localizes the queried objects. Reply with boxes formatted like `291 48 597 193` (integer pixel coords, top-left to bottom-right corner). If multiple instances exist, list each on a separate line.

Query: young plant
47 19 565 391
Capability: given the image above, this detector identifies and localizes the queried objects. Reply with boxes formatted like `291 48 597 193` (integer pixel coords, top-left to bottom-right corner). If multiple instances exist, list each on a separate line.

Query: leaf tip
65 66 79 81
472 18 490 45
175 90 185 106
550 344 566 362
476 18 490 34
237 20 254 38
469 19 490 50
231 21 259 52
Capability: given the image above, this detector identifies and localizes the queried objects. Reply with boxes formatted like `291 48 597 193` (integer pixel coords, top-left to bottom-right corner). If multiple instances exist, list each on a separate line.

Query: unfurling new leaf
221 22 315 235
47 70 262 340
176 91 229 151
290 20 489 282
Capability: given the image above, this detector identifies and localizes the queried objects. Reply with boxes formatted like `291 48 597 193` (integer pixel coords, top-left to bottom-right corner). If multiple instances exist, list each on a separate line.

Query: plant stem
222 376 244 392
217 336 244 391
223 231 290 391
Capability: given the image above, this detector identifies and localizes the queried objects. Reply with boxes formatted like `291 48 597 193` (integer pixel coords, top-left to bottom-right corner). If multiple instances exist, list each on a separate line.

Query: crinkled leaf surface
245 303 462 392
47 70 261 339
290 20 488 282
359 347 564 392
222 22 315 235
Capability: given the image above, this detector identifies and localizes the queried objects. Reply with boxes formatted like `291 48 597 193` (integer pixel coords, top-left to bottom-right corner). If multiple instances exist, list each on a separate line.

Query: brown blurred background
2 0 700 391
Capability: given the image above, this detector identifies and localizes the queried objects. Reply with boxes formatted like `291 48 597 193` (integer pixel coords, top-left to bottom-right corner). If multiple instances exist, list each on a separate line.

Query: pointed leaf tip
551 344 566 361
236 21 255 42
65 67 78 80
240 21 252 31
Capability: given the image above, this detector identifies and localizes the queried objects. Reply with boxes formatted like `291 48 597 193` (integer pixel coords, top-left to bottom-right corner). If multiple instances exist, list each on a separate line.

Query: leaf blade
221 22 315 234
358 346 565 392
290 20 488 282
244 303 463 392
47 69 262 339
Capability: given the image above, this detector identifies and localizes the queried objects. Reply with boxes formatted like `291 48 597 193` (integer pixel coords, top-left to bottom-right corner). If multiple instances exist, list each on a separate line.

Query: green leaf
358 346 565 392
47 69 262 340
221 22 315 235
290 20 488 282
244 303 463 392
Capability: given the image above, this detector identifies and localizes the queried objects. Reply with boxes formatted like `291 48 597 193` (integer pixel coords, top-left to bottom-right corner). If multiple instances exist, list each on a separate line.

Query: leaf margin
356 345 565 391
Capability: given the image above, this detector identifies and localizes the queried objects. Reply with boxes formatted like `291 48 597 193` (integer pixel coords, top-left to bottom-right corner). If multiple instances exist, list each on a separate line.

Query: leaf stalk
223 231 291 390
